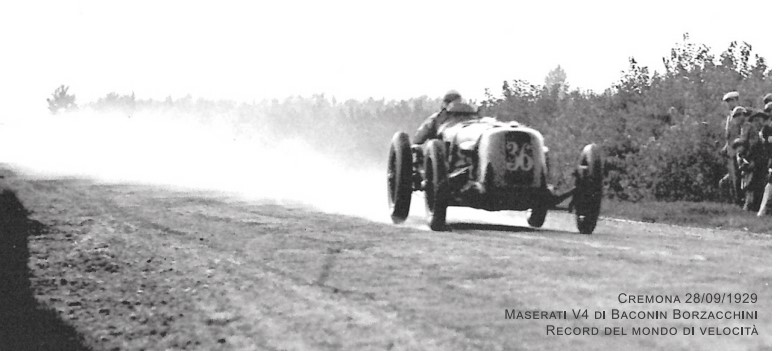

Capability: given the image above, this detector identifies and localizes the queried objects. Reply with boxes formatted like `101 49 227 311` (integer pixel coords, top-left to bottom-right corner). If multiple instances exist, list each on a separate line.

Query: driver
412 90 479 144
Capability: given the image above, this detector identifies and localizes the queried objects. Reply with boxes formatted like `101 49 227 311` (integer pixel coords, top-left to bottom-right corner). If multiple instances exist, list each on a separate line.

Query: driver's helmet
443 90 462 106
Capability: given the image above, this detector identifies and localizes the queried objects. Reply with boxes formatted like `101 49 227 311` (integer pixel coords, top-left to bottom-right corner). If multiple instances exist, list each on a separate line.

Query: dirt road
0 168 771 350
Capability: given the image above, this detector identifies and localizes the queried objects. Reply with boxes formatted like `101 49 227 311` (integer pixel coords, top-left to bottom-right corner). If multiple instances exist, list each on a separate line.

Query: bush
481 34 771 203
46 85 77 114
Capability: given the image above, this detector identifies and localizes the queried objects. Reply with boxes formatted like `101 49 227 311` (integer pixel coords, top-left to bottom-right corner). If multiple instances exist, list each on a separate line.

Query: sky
0 0 774 112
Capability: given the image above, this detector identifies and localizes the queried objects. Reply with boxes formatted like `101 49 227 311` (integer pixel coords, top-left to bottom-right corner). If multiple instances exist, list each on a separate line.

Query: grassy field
601 199 772 233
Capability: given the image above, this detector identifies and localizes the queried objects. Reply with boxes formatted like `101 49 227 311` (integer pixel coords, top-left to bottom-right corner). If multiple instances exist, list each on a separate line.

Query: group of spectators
720 91 772 216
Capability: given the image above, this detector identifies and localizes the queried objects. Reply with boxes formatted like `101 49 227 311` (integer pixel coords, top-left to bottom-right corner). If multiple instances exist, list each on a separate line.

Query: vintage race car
387 105 603 234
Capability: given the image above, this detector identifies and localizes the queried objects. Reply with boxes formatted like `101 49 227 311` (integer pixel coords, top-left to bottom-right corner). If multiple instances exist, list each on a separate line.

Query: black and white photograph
0 0 773 350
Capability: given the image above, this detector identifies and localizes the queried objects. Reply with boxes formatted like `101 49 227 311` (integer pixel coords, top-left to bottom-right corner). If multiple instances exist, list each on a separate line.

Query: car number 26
506 141 533 172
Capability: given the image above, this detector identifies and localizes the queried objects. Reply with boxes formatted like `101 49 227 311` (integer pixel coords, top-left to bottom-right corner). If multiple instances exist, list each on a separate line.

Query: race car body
441 118 548 210
387 105 603 234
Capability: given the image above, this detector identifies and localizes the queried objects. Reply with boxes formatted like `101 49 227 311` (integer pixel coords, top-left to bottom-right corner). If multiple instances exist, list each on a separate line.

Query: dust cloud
0 108 397 223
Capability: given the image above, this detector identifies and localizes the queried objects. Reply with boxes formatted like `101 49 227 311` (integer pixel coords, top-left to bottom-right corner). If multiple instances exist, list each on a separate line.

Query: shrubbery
481 34 771 202
92 91 136 115
46 85 77 114
84 34 771 203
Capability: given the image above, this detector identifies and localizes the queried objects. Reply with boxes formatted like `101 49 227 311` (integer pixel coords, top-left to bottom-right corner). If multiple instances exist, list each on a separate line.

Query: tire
423 139 449 231
387 132 413 224
573 144 603 234
527 168 549 228
526 207 547 228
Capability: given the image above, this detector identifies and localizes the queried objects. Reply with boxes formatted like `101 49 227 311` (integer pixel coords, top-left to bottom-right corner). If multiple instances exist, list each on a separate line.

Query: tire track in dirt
8 176 492 349
85 185 502 350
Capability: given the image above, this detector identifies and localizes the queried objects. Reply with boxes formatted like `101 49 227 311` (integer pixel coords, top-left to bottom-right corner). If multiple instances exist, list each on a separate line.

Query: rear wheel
387 132 413 223
424 140 449 231
527 170 549 228
573 144 603 234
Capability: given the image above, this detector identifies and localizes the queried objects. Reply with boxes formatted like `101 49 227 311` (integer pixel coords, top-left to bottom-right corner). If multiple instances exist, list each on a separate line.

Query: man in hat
757 101 772 216
720 91 743 153
742 111 769 149
740 112 771 211
412 90 479 145
721 105 749 204
723 91 740 110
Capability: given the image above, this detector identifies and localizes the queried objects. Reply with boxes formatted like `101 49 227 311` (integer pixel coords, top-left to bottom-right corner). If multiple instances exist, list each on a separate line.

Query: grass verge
601 199 772 233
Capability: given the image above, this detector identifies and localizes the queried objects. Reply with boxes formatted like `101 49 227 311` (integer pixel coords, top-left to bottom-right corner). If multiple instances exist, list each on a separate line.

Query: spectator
740 112 770 211
757 101 772 216
721 104 748 204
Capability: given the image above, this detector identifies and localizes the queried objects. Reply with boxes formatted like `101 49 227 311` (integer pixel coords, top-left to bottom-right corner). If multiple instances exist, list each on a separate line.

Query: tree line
50 34 771 203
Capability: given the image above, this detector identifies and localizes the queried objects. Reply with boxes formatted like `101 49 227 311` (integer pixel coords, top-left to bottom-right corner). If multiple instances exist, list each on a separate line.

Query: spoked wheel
387 132 413 224
573 144 603 234
423 139 449 231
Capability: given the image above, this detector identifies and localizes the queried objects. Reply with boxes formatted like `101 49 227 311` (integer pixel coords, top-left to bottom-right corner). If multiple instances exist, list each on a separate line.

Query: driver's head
443 90 462 108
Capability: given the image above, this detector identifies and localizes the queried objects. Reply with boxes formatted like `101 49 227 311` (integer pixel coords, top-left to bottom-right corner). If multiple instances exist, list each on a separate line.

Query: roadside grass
601 199 772 233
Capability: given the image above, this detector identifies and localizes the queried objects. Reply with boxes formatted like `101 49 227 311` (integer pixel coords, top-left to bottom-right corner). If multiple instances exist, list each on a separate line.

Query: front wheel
573 144 603 234
424 139 449 231
387 132 413 223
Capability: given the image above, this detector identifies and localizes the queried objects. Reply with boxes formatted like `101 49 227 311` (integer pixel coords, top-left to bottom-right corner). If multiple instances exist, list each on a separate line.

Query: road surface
0 168 771 350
